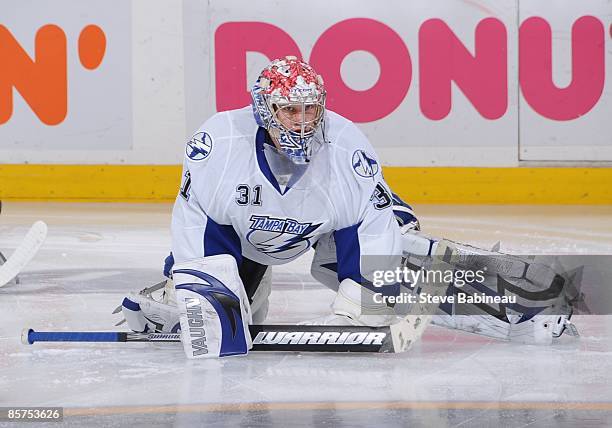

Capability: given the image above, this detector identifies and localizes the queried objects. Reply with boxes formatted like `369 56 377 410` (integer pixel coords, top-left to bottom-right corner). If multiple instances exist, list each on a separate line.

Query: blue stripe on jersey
204 217 242 265
333 223 362 283
392 192 413 210
255 127 283 194
391 192 419 228
394 209 418 227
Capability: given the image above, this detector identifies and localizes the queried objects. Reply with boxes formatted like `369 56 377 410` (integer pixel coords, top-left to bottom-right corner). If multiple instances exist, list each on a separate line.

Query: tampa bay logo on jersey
186 132 213 161
247 215 322 260
352 150 379 178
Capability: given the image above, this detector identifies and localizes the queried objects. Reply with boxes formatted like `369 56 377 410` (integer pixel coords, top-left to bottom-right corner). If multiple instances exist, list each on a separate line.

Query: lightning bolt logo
352 150 379 178
247 216 323 260
186 132 213 161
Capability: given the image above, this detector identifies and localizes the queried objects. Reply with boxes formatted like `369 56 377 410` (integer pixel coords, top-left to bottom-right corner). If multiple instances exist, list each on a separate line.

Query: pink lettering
214 22 301 111
213 17 607 123
520 16 605 121
310 18 411 122
419 18 507 120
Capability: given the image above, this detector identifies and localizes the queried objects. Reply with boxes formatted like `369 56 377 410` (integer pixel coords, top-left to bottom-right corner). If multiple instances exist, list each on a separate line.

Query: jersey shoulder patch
185 111 235 163
351 149 379 179
186 131 213 162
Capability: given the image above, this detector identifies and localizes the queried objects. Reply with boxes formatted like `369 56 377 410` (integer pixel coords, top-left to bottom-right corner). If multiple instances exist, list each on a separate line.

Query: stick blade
0 221 48 287
390 314 433 352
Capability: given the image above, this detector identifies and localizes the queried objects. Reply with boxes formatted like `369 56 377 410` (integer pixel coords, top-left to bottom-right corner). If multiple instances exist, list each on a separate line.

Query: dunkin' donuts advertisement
1 0 611 165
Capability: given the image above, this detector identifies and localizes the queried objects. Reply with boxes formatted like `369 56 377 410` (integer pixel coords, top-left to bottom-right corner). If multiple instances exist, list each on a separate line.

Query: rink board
0 0 611 166
1 164 611 204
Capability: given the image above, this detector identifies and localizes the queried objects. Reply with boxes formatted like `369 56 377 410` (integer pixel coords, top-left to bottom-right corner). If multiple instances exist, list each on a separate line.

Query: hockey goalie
118 57 577 358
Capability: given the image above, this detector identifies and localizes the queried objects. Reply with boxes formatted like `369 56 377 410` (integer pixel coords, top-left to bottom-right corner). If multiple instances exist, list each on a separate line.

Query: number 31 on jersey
236 184 262 206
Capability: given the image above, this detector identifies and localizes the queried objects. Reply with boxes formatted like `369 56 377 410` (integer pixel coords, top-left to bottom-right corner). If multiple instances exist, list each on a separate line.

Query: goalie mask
251 57 326 164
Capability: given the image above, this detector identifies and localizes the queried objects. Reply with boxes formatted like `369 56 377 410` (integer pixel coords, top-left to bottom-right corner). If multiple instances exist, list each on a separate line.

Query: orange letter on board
0 24 67 125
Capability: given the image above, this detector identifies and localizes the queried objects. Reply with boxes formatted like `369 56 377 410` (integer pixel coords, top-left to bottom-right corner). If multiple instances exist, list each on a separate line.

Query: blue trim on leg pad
175 269 247 356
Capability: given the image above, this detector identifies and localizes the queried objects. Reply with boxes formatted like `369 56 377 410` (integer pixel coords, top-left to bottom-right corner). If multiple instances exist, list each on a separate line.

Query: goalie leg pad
432 312 576 345
402 231 578 344
173 255 252 359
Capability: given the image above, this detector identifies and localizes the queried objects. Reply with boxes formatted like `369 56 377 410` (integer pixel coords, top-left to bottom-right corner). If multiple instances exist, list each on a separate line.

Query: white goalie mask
251 56 326 164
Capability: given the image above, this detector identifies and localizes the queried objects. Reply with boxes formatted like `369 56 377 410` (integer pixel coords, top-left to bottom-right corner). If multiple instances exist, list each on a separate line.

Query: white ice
1 203 612 427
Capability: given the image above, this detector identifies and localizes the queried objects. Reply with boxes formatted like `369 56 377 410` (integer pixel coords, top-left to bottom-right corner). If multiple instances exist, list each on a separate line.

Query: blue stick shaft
27 330 121 344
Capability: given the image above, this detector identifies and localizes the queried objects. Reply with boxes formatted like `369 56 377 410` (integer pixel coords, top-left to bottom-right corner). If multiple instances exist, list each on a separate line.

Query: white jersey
171 107 404 284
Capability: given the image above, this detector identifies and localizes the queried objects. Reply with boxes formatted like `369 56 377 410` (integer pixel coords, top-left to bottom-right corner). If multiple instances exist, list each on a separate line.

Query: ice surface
1 203 612 427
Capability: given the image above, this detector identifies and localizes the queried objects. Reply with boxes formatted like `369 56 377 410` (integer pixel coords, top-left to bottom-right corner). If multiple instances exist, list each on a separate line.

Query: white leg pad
173 255 252 359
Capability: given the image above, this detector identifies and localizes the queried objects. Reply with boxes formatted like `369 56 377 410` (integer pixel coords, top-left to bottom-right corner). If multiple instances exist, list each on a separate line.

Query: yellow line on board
62 400 612 417
1 164 611 204
384 167 612 204
0 165 182 202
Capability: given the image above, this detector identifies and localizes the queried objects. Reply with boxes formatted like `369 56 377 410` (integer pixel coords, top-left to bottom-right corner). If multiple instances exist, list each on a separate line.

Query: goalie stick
24 325 402 353
22 302 443 354
0 221 48 288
